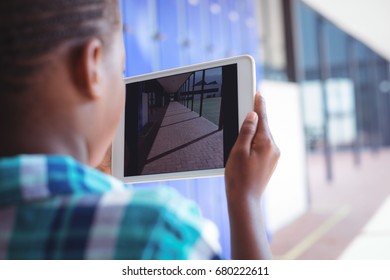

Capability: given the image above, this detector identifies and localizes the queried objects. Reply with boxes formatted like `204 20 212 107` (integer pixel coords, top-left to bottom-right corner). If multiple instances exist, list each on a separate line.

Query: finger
254 92 271 139
234 111 258 154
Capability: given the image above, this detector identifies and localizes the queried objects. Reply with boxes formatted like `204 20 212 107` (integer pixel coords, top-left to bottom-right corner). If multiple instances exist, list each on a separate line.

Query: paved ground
141 101 223 175
270 148 390 259
339 194 390 259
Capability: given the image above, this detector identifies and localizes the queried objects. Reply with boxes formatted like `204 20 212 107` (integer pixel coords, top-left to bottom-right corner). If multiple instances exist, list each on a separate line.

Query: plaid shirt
0 155 221 259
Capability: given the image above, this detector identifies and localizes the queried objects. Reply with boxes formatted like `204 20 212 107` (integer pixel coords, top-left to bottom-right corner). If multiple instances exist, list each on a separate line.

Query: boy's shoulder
0 154 220 259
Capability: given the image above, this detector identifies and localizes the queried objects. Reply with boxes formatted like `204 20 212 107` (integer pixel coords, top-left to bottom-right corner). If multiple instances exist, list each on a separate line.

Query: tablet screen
123 64 238 177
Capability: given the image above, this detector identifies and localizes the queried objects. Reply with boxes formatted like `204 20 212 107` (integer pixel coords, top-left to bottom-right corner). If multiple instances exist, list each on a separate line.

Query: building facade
120 0 390 259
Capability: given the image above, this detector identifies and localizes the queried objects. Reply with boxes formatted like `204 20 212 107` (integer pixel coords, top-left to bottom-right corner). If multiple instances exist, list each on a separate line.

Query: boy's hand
225 92 279 202
225 91 280 260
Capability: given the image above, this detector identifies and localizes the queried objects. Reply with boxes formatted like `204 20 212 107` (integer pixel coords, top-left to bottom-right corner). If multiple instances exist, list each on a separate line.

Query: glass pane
156 0 181 69
122 0 154 76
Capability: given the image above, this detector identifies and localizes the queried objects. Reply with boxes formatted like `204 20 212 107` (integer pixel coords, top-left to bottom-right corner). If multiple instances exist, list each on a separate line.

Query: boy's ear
73 38 104 99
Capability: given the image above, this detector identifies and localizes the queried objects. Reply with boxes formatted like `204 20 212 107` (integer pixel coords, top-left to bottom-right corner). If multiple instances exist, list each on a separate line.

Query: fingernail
247 111 257 121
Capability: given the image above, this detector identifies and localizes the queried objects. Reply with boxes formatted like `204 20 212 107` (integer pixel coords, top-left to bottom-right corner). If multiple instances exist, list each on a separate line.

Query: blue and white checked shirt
0 155 221 259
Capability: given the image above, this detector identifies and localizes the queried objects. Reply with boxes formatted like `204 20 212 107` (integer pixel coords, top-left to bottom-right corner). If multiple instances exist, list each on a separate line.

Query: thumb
234 111 258 154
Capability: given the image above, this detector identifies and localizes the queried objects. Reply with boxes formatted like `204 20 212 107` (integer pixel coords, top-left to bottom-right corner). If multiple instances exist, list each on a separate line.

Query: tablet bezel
112 55 256 183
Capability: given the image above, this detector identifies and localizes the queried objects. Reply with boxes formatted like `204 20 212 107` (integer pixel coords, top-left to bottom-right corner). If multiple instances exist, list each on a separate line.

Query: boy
0 0 279 259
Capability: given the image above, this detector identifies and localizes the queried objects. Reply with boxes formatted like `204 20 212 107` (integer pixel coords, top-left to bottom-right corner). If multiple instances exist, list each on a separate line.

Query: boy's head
0 0 125 166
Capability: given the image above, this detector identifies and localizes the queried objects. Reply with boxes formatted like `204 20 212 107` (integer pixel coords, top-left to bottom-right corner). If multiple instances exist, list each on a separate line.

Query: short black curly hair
0 0 120 93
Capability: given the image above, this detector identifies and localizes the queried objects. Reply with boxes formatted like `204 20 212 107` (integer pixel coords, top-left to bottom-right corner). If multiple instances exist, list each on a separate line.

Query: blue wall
121 0 262 259
121 0 261 76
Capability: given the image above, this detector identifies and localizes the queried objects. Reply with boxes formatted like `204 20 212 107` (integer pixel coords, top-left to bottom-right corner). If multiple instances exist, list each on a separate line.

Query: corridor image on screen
124 64 238 177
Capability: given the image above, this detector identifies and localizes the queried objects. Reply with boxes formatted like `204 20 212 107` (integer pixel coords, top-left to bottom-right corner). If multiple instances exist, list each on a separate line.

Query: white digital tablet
112 55 256 183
